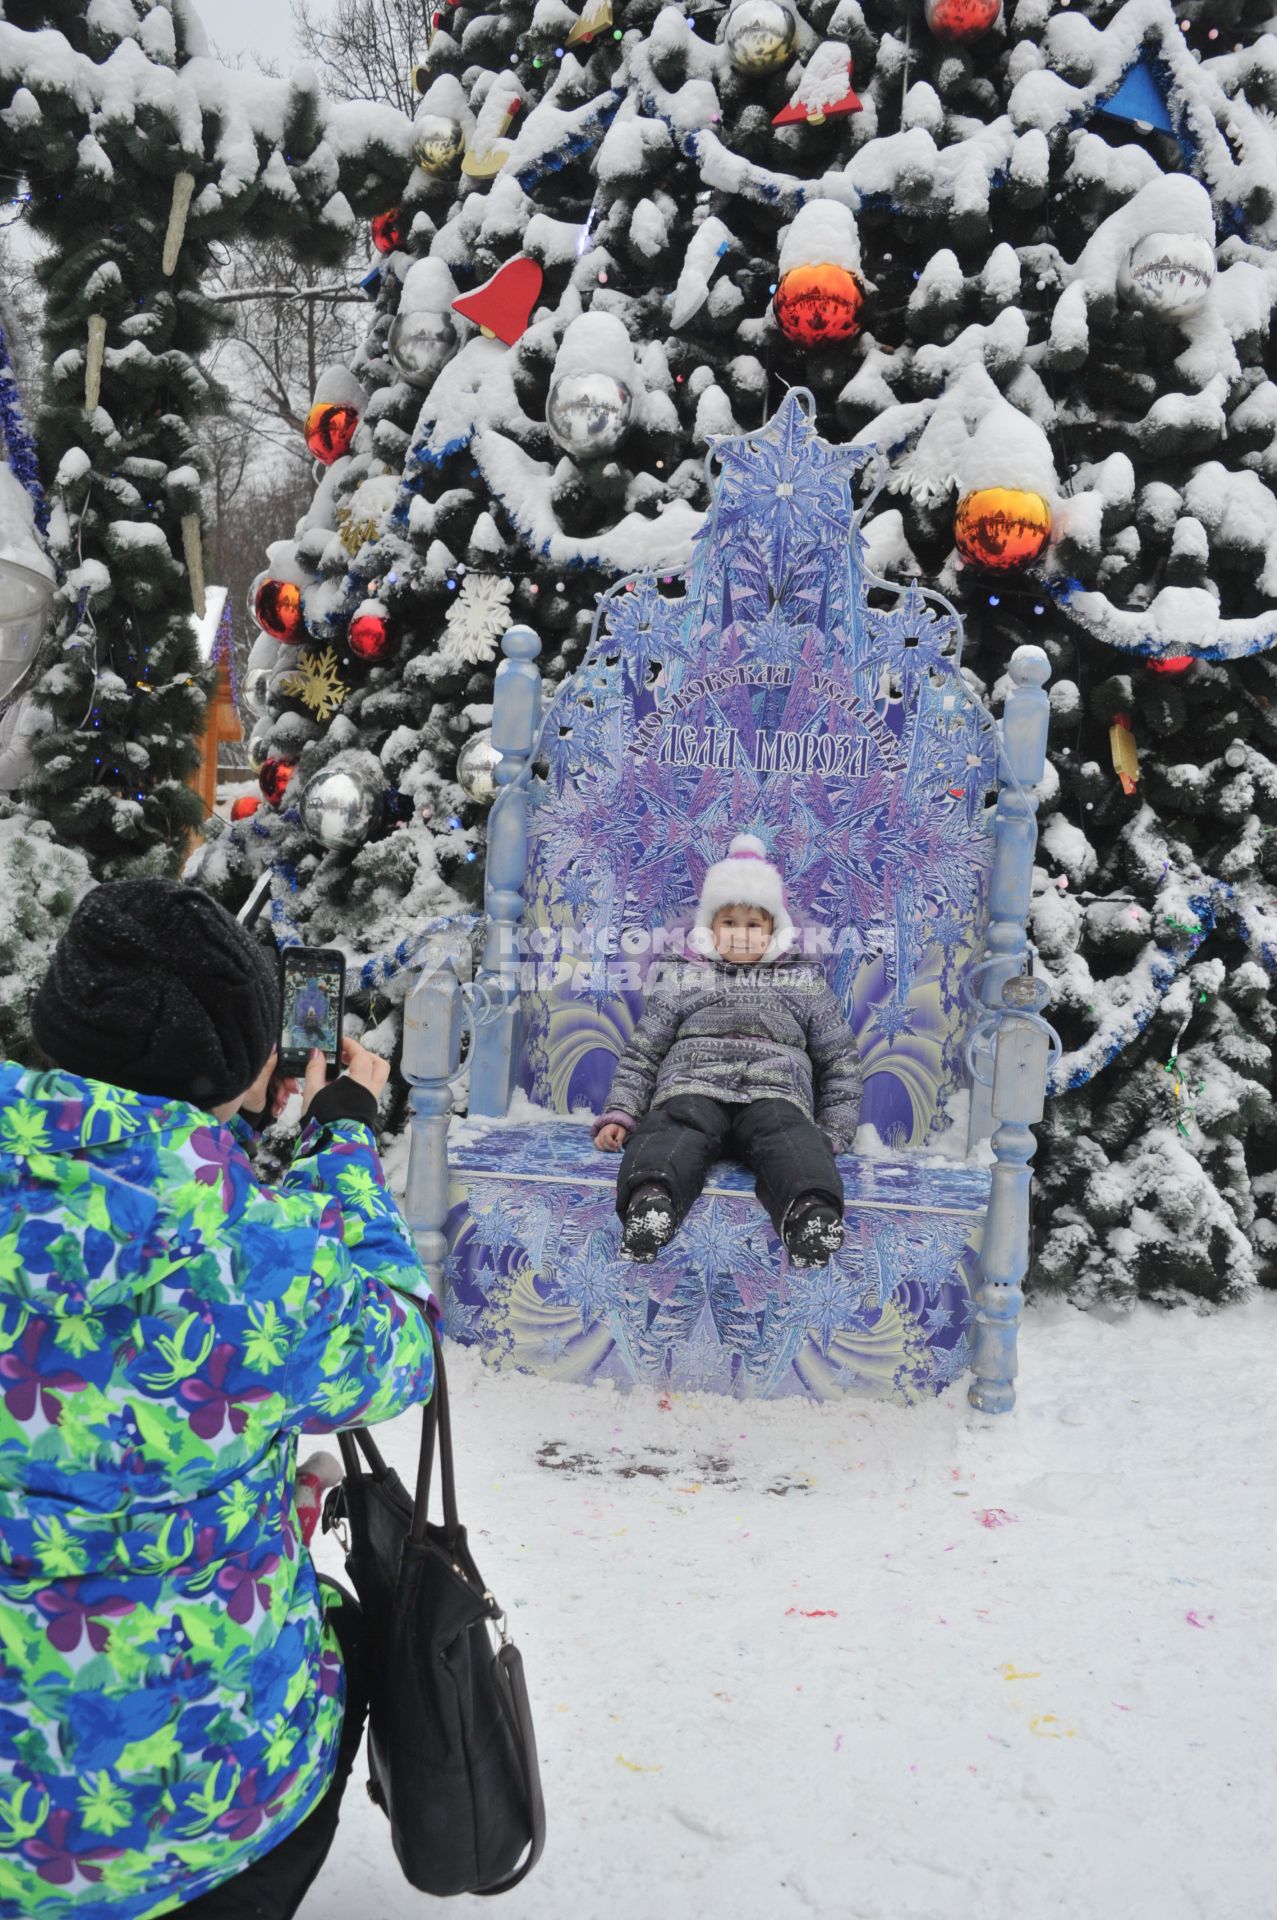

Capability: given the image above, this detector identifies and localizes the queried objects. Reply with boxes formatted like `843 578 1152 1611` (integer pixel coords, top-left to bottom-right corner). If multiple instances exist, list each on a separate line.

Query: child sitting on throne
593 834 861 1268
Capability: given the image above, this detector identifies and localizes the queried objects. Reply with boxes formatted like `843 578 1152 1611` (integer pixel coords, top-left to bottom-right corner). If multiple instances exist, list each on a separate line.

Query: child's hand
595 1122 629 1151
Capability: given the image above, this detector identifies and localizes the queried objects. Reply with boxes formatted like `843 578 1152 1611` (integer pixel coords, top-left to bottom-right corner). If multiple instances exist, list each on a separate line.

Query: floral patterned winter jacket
0 1062 435 1920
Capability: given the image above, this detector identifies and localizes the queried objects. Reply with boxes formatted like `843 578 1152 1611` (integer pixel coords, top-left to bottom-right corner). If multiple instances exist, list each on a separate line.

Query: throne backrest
514 392 1000 1150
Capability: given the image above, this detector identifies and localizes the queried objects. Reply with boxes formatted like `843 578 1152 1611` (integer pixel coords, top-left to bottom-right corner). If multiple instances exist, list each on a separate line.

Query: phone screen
281 958 343 1063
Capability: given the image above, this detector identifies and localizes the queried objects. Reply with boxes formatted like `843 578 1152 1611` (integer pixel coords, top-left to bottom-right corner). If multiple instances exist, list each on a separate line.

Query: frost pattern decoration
442 392 1006 1402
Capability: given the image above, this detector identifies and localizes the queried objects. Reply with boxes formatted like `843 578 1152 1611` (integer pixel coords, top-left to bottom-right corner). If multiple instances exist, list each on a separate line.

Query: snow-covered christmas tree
198 0 634 1066
0 0 414 875
206 0 1277 1305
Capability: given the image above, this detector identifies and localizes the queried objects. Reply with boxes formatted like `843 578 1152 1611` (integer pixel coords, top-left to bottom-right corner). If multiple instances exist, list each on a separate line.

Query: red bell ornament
253 576 305 644
773 263 864 348
305 402 360 465
924 0 1002 42
452 255 544 347
259 758 297 806
349 607 394 662
230 794 262 820
371 208 404 255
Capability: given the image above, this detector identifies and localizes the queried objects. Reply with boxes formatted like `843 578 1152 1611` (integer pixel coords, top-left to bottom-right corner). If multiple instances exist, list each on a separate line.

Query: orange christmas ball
230 794 262 820
773 263 864 349
954 487 1052 571
305 401 360 465
259 758 297 806
924 0 1002 41
349 609 393 662
371 207 404 254
253 577 305 644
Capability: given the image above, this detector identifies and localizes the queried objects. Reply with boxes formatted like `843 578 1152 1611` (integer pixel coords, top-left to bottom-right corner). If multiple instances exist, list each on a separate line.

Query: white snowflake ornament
441 574 515 666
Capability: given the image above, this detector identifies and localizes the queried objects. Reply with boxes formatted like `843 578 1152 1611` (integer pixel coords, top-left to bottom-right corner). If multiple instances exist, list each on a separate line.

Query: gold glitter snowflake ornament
276 647 348 722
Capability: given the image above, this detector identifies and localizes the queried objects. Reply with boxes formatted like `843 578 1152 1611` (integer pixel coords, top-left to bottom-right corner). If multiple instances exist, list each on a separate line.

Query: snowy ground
301 1295 1277 1920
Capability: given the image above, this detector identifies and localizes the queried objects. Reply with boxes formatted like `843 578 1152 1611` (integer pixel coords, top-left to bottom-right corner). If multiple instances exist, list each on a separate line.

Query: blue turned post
968 644 1052 1415
469 623 542 1116
968 646 1052 1145
401 962 464 1300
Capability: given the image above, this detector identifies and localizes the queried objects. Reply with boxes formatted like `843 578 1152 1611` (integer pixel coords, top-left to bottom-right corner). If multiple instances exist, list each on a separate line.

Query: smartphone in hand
279 948 346 1079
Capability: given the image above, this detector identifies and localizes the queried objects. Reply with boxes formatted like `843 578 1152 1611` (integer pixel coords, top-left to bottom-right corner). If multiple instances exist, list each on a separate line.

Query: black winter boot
620 1182 677 1263
783 1194 845 1268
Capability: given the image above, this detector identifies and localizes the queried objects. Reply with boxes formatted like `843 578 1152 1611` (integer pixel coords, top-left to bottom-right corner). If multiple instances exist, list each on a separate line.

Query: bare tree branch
289 0 427 115
206 284 367 305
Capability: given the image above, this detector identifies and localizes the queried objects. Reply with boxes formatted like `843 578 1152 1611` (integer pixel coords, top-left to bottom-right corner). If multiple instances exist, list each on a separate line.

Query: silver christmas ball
246 626 281 673
456 728 503 803
414 114 465 175
546 370 635 459
1225 741 1247 770
247 717 272 773
241 666 274 721
1121 230 1216 318
724 0 798 73
299 749 386 851
387 307 458 388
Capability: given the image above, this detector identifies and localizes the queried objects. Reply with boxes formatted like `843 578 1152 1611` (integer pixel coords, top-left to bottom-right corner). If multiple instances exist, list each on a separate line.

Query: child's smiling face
711 904 774 965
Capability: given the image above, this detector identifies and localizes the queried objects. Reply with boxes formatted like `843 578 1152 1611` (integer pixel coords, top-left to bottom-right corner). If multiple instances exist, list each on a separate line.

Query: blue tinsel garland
0 315 49 534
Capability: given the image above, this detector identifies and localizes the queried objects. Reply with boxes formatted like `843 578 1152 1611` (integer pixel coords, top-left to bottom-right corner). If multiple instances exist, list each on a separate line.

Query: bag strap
337 1425 388 1483
410 1322 460 1546
337 1308 458 1548
473 1642 548 1895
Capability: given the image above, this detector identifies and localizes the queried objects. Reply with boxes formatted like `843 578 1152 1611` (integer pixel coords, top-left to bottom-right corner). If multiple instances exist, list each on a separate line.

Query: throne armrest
401 965 465 1296
470 622 544 1116
967 644 1051 1150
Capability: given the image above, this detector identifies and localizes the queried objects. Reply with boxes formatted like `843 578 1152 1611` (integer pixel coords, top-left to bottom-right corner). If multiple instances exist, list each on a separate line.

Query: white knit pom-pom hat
689 833 796 963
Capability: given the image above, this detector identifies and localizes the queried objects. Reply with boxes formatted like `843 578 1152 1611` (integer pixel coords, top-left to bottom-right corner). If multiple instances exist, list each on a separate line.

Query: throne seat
441 1117 989 1403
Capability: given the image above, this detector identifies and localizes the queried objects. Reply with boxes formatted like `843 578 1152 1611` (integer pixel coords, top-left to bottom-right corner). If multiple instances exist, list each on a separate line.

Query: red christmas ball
371 207 404 255
230 794 262 821
253 577 305 644
773 263 864 349
1147 655 1194 675
349 609 394 662
259 758 297 806
924 0 1002 41
305 402 360 465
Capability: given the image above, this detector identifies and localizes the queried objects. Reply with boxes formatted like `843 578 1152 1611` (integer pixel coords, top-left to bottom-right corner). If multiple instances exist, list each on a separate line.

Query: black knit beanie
32 879 280 1110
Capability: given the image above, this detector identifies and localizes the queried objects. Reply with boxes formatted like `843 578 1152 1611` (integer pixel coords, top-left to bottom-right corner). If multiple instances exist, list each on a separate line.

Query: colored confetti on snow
1185 1610 1215 1628
616 1755 663 1772
785 1608 839 1618
978 1508 1018 1528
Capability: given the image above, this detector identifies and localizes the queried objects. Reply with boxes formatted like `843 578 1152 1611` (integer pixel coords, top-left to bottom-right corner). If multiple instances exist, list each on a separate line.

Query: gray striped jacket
593 947 863 1152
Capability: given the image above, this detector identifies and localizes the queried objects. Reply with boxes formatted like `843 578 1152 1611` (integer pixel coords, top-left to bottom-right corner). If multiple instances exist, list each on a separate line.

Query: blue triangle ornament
1097 54 1176 136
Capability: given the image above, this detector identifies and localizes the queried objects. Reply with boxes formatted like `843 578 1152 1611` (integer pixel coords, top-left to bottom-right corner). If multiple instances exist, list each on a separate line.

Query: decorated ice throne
402 392 1056 1412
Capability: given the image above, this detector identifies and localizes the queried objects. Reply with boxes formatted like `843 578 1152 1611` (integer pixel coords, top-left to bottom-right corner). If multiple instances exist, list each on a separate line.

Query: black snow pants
173 1577 369 1919
616 1093 844 1239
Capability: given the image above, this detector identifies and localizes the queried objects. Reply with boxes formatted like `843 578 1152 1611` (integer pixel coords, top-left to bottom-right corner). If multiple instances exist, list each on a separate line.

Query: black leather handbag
328 1322 546 1896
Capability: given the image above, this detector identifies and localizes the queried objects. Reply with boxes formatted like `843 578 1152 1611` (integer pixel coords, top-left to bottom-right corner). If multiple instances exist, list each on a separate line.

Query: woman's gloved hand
301 1035 390 1127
